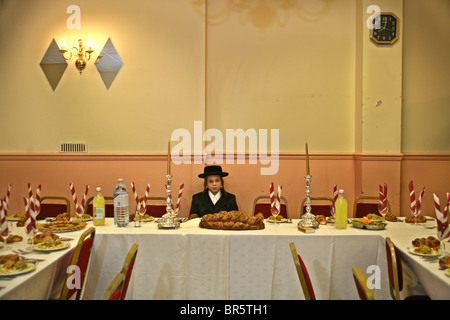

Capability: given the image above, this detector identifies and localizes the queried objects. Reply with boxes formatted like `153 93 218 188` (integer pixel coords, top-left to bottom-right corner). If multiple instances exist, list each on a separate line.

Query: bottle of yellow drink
335 189 348 229
93 187 105 226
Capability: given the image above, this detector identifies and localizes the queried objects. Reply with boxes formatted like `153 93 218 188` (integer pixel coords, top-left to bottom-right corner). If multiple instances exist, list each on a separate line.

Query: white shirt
209 190 222 205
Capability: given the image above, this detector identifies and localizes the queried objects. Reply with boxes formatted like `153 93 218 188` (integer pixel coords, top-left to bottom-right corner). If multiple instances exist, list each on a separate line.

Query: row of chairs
38 196 167 218
39 194 390 219
254 195 391 219
290 238 430 300
58 226 138 300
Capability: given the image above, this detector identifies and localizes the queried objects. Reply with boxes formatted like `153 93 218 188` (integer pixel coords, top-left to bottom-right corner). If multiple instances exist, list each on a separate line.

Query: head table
0 216 448 300
84 217 449 300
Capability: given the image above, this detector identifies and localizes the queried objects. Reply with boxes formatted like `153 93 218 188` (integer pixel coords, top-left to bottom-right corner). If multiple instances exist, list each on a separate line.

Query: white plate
0 262 36 277
409 246 441 257
33 241 70 252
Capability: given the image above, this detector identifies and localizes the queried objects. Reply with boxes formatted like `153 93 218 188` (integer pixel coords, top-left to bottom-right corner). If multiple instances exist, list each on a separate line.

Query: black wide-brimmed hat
198 165 229 178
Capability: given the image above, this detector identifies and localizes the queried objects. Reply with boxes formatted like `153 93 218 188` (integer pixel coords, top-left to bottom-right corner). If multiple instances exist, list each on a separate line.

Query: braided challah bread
199 211 265 230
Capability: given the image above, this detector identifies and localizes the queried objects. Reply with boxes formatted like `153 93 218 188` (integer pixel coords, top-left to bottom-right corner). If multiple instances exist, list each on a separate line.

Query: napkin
131 182 151 213
0 199 8 236
69 182 89 215
269 182 282 215
433 192 450 240
332 185 338 207
379 183 388 214
24 197 36 235
408 180 424 214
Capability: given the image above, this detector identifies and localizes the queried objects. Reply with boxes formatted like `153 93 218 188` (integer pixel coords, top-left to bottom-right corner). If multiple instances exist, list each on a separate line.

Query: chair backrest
60 227 96 300
252 195 289 219
289 242 316 300
39 196 71 217
352 267 375 300
103 272 125 300
300 197 334 217
385 237 403 300
353 195 391 218
85 196 115 218
139 197 167 217
119 243 139 300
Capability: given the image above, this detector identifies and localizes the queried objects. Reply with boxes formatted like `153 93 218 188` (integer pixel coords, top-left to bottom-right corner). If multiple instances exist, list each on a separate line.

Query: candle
87 39 92 50
167 141 171 175
60 39 66 51
305 143 310 175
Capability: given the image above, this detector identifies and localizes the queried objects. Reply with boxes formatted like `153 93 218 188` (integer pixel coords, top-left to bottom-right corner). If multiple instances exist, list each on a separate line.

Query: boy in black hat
189 165 238 219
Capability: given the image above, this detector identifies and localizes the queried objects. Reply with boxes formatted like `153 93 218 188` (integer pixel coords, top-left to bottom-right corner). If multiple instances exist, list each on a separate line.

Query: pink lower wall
0 153 449 219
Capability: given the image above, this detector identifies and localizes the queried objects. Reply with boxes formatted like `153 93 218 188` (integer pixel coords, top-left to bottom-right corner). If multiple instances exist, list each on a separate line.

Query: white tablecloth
83 218 450 300
0 225 80 300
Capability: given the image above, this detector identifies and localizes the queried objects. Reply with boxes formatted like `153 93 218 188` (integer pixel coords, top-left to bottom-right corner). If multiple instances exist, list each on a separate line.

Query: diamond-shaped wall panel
95 38 123 89
40 39 67 91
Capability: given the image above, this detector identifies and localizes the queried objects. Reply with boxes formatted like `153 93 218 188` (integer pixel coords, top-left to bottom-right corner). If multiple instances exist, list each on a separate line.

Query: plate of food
38 220 87 233
140 214 155 222
0 254 36 277
34 238 70 252
326 216 335 224
352 217 387 230
72 213 93 222
6 213 25 221
266 215 288 223
409 245 441 257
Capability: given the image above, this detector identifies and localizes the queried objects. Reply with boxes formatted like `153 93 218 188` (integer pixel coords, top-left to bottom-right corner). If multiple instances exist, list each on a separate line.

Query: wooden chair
60 227 96 300
138 196 167 217
103 243 139 300
252 195 289 219
39 196 71 217
85 196 114 218
385 237 430 300
289 242 316 300
352 267 375 300
300 196 334 218
353 195 391 218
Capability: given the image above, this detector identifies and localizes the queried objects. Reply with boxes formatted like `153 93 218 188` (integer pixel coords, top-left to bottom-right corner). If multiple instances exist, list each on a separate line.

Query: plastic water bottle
335 189 348 229
114 178 129 227
93 187 105 226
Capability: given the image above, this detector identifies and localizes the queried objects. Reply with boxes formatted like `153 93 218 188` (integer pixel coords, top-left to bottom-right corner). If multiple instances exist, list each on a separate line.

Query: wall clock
370 12 399 44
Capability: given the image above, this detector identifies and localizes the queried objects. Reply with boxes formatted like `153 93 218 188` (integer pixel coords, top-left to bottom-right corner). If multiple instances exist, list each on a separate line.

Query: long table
83 218 450 300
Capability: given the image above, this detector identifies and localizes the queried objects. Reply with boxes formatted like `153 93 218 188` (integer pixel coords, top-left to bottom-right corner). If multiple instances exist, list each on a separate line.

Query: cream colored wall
0 0 449 154
402 0 450 153
206 0 356 153
0 0 205 153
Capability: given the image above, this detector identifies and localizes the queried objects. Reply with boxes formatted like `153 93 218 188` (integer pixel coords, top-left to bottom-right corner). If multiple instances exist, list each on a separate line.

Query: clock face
370 13 399 44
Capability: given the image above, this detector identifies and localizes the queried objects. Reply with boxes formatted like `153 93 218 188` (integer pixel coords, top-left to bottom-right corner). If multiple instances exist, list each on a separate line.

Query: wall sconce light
59 39 94 74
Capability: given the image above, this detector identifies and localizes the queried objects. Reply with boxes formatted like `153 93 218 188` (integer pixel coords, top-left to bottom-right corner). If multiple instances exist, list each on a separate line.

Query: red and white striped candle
269 182 275 214
139 184 151 214
131 182 140 212
434 193 450 239
175 184 184 214
80 185 89 214
408 180 416 213
276 185 283 215
69 182 79 213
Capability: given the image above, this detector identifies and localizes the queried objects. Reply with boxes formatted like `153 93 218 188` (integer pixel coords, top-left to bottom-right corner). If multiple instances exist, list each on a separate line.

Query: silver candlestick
158 174 180 229
298 174 319 229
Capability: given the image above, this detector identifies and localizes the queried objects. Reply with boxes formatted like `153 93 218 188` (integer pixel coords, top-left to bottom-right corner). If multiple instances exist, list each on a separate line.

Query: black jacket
189 190 238 217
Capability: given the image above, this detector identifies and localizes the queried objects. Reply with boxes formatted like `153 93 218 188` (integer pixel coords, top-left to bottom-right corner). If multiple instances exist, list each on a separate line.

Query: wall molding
1 152 448 162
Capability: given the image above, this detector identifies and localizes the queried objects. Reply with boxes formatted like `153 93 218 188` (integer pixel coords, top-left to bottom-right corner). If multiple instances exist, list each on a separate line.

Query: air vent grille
60 143 87 153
